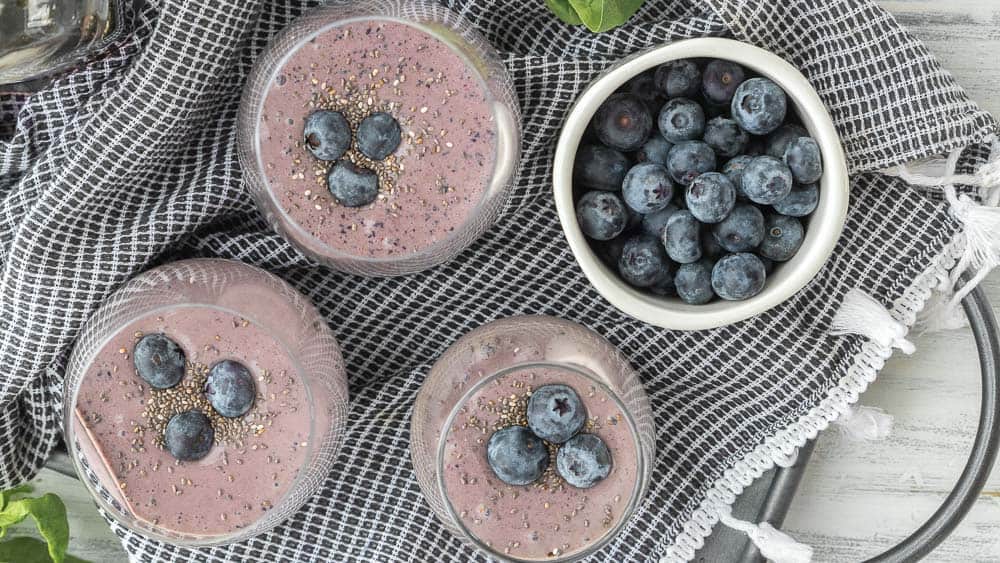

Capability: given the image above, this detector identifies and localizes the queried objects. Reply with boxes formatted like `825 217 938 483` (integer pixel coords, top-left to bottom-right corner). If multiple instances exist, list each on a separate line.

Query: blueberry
722 154 754 199
356 111 401 161
783 136 823 184
741 156 793 205
577 191 627 241
622 163 674 214
703 116 749 158
650 269 677 296
731 78 787 135
744 136 766 156
675 258 715 304
663 210 702 264
303 110 351 161
760 255 775 274
760 214 804 261
592 93 653 151
164 410 214 461
711 203 764 252
618 235 671 288
701 225 724 259
134 333 185 390
657 98 706 143
205 360 256 418
711 253 766 300
625 205 644 232
574 144 631 191
636 136 672 165
327 160 378 207
556 433 612 489
666 140 717 186
527 384 587 444
773 182 819 217
486 426 549 486
655 60 701 98
624 71 665 113
685 172 735 223
766 124 808 158
640 205 678 238
597 236 628 267
702 60 746 105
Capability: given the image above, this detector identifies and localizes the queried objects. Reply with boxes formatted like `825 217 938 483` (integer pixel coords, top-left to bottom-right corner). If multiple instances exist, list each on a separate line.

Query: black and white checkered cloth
0 0 996 561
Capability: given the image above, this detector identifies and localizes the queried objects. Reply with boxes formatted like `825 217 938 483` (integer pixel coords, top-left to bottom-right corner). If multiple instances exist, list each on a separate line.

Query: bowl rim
553 37 849 331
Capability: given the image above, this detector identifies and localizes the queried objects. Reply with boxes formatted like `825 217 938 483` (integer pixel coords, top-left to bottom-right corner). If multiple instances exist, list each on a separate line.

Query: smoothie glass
63 259 349 546
410 316 655 562
237 0 521 277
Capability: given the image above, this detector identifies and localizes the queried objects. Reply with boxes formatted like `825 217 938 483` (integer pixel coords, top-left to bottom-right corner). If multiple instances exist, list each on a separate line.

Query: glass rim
433 360 648 563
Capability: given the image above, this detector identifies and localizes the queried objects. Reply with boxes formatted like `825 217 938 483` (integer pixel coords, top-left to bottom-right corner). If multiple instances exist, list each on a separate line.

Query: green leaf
0 486 32 511
0 537 90 563
0 494 68 563
566 0 645 32
545 0 584 25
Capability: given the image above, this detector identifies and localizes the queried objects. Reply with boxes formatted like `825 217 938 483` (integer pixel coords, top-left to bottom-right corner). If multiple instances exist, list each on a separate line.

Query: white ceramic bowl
553 38 849 331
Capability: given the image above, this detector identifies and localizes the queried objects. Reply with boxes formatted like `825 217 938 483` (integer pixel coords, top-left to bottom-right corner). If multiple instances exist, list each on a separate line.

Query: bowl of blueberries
553 38 849 330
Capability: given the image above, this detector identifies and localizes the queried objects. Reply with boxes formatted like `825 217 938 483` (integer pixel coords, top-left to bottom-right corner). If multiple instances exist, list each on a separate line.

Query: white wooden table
16 1 1000 561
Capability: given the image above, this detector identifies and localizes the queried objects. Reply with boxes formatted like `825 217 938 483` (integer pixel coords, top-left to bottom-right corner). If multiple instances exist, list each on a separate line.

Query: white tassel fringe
834 404 893 441
718 508 813 563
829 288 915 354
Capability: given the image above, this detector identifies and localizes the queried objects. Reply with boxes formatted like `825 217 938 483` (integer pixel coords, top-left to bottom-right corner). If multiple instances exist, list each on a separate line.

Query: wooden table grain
15 1 1000 561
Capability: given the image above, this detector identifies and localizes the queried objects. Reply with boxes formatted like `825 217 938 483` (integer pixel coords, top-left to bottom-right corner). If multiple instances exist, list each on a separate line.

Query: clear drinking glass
410 316 656 562
237 0 521 277
63 259 349 547
0 0 123 86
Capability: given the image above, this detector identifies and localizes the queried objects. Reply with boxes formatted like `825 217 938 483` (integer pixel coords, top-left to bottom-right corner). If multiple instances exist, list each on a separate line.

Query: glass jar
0 0 123 86
63 258 349 547
237 0 521 277
410 316 655 562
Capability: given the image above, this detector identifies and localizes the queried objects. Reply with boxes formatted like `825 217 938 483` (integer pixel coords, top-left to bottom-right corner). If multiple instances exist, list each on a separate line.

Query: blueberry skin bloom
618 235 672 288
675 258 715 305
622 163 675 214
685 172 736 224
206 360 256 418
164 410 215 462
327 160 378 207
640 204 678 238
134 333 186 390
783 136 823 184
356 112 401 161
773 182 819 217
702 60 746 105
303 110 351 161
760 214 805 261
766 123 808 158
722 155 754 200
712 203 764 252
574 144 631 191
655 59 701 98
657 98 706 144
666 140 717 186
636 136 673 166
527 384 587 444
592 93 653 151
663 210 702 264
703 116 750 158
711 252 767 301
557 433 613 489
741 155 793 205
732 77 788 136
486 426 549 486
576 191 628 241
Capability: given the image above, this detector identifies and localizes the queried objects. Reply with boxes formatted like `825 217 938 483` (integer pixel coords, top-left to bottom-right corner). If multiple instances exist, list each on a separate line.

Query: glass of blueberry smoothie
238 0 521 277
411 316 655 561
63 259 349 546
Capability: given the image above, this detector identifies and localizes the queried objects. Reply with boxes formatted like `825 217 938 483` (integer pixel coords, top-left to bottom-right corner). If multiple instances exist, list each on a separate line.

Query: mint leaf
566 0 644 32
0 486 32 511
545 0 584 25
0 494 68 563
0 537 89 563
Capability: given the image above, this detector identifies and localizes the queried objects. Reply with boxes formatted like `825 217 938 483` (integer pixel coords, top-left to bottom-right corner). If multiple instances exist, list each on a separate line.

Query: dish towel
1 0 998 561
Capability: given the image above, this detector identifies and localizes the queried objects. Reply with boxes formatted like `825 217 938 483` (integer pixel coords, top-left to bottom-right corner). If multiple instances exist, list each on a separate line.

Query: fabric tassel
718 508 813 563
829 288 915 354
834 404 893 441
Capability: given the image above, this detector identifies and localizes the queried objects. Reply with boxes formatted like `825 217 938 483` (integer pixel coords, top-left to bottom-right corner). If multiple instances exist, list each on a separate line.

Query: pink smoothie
71 306 311 536
441 366 640 561
258 18 498 259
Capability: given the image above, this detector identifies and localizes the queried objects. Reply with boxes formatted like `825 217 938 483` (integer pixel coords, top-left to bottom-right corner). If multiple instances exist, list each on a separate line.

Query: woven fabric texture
0 0 996 561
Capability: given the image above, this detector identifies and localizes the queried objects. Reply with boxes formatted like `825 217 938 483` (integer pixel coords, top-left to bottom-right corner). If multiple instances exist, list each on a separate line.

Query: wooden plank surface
12 1 1000 561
